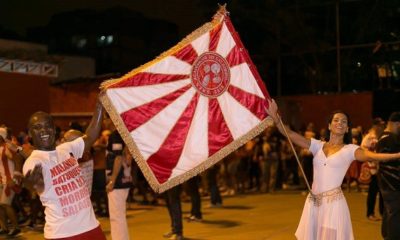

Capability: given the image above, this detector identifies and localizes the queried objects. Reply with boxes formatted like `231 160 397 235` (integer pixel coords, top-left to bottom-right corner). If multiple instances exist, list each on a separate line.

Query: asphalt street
17 190 382 240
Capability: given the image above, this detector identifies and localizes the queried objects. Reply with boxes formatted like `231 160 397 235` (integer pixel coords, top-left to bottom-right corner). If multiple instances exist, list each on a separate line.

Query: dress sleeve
308 138 322 156
348 144 360 163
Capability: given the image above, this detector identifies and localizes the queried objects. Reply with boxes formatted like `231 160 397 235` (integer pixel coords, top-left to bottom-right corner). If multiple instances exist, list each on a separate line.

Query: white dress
295 138 359 240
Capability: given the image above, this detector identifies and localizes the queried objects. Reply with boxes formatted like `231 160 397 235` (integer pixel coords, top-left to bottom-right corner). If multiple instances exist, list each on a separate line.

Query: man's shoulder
26 150 46 161
57 137 84 150
380 132 396 142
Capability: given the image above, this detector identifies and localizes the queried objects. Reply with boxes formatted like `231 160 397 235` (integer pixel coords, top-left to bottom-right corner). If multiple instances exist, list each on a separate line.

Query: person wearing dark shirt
376 112 400 240
106 130 133 240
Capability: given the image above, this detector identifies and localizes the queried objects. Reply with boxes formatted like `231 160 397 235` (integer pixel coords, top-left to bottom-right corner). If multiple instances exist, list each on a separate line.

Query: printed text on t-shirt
50 155 91 217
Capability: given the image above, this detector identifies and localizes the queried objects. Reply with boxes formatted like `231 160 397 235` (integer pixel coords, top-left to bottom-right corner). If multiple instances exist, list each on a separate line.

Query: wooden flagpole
276 114 312 193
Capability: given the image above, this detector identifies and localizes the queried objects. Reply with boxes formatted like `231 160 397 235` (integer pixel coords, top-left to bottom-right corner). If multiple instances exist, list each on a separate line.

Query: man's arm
83 98 104 152
24 164 44 194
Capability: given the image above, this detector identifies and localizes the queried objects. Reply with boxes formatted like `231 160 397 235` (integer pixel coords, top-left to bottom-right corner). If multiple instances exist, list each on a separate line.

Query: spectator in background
105 128 133 240
344 128 362 192
262 127 281 193
92 129 111 217
376 112 400 239
184 176 203 222
0 127 21 236
206 164 223 207
299 123 316 189
164 185 184 240
361 117 385 221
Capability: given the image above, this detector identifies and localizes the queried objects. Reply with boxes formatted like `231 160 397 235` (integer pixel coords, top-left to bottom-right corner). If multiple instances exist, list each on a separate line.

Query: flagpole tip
213 3 229 21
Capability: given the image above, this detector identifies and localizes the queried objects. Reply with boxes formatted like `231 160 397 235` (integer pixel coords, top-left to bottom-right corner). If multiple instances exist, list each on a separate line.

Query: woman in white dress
266 99 400 240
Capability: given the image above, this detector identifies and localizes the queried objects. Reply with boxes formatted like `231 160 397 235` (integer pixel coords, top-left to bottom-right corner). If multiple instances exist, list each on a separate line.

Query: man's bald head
63 129 84 142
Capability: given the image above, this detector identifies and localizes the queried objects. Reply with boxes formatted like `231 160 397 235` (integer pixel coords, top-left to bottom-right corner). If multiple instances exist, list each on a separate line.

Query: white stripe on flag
145 56 192 75
131 87 197 161
230 63 265 99
169 95 209 180
217 92 261 139
107 79 191 114
216 23 236 58
191 32 210 56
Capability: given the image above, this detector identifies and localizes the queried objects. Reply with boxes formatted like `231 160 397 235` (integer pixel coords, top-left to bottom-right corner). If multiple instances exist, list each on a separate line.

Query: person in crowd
262 127 280 193
105 128 133 240
92 129 111 217
299 123 315 189
266 99 400 240
184 176 203 222
376 112 400 239
280 138 300 188
361 117 385 221
22 99 106 239
0 127 21 236
164 184 184 240
206 164 223 207
223 150 240 196
236 146 249 194
249 136 262 192
344 128 362 192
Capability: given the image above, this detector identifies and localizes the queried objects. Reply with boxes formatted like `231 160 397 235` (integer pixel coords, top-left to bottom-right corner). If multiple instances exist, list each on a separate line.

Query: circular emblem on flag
191 52 230 98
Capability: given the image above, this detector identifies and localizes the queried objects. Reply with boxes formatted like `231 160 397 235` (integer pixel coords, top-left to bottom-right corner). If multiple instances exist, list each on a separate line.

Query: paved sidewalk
16 191 382 239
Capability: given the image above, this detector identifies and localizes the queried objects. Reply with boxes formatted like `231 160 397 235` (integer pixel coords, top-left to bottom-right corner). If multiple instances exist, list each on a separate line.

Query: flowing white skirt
295 194 354 240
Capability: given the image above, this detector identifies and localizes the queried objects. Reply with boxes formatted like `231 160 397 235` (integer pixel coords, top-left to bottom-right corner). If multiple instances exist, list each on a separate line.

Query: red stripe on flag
208 98 234 156
223 17 270 100
173 44 198 65
110 73 189 88
225 45 247 67
208 23 223 52
228 85 267 120
147 93 200 184
121 84 192 132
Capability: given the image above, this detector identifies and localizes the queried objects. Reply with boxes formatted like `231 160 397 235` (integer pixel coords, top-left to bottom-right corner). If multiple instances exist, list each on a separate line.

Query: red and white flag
100 6 271 193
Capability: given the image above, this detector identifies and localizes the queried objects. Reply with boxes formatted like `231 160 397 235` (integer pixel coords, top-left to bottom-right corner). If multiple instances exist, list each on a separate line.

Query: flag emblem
191 52 230 97
100 5 271 193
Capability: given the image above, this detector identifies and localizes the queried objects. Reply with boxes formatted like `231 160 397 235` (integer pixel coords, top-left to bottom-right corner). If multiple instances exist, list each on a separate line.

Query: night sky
0 0 211 36
1 0 399 95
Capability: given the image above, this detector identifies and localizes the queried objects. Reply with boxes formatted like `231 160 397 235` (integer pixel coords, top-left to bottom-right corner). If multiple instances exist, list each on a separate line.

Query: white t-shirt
23 137 99 239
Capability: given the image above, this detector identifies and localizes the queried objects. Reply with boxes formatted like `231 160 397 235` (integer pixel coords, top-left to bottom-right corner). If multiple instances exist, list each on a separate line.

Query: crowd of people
0 102 399 239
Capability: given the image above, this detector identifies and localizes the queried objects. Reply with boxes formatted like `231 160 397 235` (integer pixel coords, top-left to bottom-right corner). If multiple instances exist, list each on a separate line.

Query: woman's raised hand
266 99 279 123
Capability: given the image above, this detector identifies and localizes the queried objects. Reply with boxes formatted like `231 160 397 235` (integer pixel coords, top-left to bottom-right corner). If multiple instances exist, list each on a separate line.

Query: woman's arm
266 99 311 149
355 148 400 162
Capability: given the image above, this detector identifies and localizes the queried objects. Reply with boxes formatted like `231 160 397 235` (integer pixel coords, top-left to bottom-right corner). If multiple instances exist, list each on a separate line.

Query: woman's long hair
325 110 352 144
